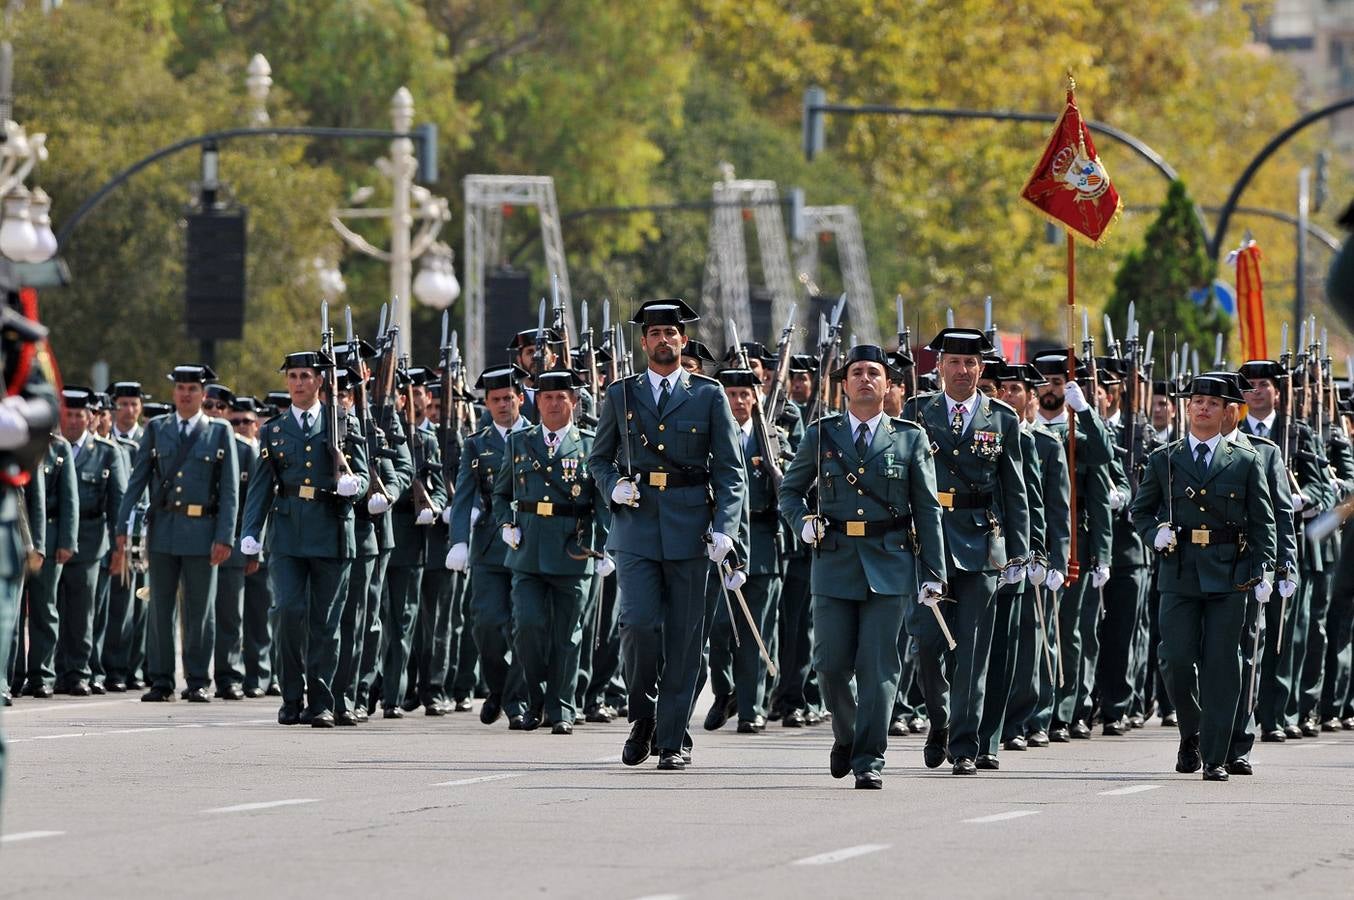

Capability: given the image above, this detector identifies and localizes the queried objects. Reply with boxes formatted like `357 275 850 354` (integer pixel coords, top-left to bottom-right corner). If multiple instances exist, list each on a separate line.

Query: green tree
1105 180 1225 368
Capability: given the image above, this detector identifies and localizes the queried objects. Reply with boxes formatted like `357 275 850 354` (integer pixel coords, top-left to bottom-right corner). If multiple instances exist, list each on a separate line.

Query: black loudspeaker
484 266 532 366
185 210 247 341
749 285 774 346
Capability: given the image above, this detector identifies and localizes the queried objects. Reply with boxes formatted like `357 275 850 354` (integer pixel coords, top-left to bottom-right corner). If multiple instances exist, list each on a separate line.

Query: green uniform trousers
773 554 814 716
145 552 217 692
1158 590 1246 767
270 554 349 714
512 570 589 724
101 566 137 685
1096 568 1147 723
55 559 101 687
334 554 376 715
978 584 1021 756
355 550 390 710
242 565 272 692
22 556 61 688
381 564 423 709
911 571 998 760
708 572 779 724
1229 595 1263 763
1298 571 1331 721
469 564 527 717
214 564 246 689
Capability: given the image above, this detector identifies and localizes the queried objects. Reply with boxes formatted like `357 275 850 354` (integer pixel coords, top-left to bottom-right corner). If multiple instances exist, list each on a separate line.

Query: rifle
763 304 797 425
579 299 601 397
1280 323 1293 466
807 293 847 422
983 296 996 350
320 301 352 479
371 299 402 447
399 331 434 516
896 294 918 409
728 319 784 491
550 275 572 373
347 305 390 503
533 299 549 385
601 299 619 389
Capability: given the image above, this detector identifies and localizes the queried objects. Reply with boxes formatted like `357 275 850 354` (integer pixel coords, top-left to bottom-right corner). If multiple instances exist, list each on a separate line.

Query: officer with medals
589 298 746 771
907 329 1029 776
446 364 532 729
239 351 370 727
1131 374 1276 780
780 344 946 787
55 387 127 696
493 368 609 733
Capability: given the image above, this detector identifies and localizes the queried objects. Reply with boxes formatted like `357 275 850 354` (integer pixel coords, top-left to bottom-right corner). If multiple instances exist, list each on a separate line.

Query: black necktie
657 377 670 414
301 411 313 434
1254 421 1267 438
179 420 189 442
855 422 870 457
1195 441 1209 475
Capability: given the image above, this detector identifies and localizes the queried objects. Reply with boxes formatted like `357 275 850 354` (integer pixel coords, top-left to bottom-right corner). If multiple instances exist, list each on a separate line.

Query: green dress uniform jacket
70 434 127 565
450 417 529 562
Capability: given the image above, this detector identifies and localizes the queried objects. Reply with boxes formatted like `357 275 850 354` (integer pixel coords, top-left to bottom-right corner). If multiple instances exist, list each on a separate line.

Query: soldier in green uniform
1131 374 1276 780
19 428 76 697
493 369 609 733
447 364 532 728
780 345 946 787
117 366 238 702
240 351 370 727
101 381 147 692
906 329 1029 776
55 387 127 695
589 299 746 771
229 396 274 697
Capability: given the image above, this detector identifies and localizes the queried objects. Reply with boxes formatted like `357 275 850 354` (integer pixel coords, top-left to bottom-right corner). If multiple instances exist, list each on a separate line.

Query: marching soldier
780 345 946 787
493 369 609 733
447 364 532 729
907 329 1029 775
55 387 126 696
239 351 370 727
116 367 237 702
1131 374 1276 781
229 397 274 696
589 299 746 771
101 381 147 692
19 424 75 698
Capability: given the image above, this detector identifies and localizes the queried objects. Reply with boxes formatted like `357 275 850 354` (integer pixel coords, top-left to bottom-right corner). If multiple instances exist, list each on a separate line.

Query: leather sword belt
636 468 707 490
749 508 780 523
827 516 912 537
277 483 336 502
1175 525 1243 547
518 500 590 518
935 489 993 510
165 501 219 518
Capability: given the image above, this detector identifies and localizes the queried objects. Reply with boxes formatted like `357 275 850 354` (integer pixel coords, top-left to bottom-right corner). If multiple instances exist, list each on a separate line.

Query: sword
718 560 777 675
1031 580 1056 687
1050 587 1064 688
1244 596 1263 717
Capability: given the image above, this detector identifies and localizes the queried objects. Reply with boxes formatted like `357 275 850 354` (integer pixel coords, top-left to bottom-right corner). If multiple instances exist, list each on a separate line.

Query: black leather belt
518 500 590 518
78 508 106 520
636 468 708 490
1175 525 1243 546
936 490 993 510
750 508 780 523
277 483 336 502
826 516 911 537
164 501 219 518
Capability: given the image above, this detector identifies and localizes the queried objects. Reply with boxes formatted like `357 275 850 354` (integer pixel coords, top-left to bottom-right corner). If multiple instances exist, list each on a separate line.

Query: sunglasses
229 417 256 427
203 400 229 411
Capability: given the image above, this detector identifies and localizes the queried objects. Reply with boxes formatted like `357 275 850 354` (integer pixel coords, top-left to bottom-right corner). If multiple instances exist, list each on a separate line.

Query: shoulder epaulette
93 434 117 448
1245 432 1278 450
890 417 924 433
985 396 1018 416
687 372 719 385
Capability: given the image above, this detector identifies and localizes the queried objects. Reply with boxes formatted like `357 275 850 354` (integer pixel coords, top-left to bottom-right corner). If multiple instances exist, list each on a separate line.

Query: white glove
1027 561 1047 584
500 524 522 549
366 494 390 515
336 473 361 497
1291 492 1307 512
416 507 437 526
441 506 454 525
919 581 944 608
469 506 481 526
1063 381 1089 413
1091 564 1110 589
445 542 469 572
1254 580 1273 605
1153 524 1177 552
723 569 748 591
239 536 262 556
1045 569 1065 592
706 531 734 564
1278 576 1298 599
1109 488 1128 511
1000 563 1025 586
0 396 41 449
800 517 825 546
596 555 616 578
611 478 641 507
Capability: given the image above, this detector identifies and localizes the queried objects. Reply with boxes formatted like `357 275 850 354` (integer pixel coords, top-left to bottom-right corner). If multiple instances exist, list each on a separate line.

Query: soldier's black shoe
1261 729 1286 742
310 710 335 728
1025 731 1050 748
923 728 949 769
1003 736 1028 751
336 710 359 726
480 695 503 725
141 687 175 702
1161 712 1177 727
952 757 977 775
703 693 736 731
621 719 655 767
1 692 9 707
908 717 927 734
1321 717 1341 732
854 771 883 789
454 698 474 712
584 704 613 723
830 743 851 779
243 686 266 698
1225 758 1253 776
1128 714 1145 729
521 712 543 731
382 707 403 719
265 683 282 697
1343 716 1354 730
1300 720 1320 738
1175 734 1202 774
69 680 92 697
804 709 824 726
401 697 421 713
782 709 806 728
552 721 573 735
656 749 685 771
183 687 210 703
217 685 245 701
975 754 1000 770
888 718 907 737
1049 726 1070 743
508 714 526 730
105 681 127 693
90 682 106 695
1102 719 1128 736
126 678 145 690
277 704 301 725
299 707 315 725
1202 765 1228 782
1283 724 1304 740
354 708 369 723
424 703 447 717
1069 720 1092 739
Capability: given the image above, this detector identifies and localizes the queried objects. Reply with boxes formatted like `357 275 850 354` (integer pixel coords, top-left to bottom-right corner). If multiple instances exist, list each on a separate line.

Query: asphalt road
2 691 1352 898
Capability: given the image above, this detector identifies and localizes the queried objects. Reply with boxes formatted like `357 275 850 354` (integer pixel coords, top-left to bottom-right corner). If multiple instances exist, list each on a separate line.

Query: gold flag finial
1066 70 1076 93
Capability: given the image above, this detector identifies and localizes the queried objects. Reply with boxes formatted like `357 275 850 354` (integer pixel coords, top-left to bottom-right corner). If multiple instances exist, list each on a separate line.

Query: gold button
546 466 552 472
953 449 959 456
858 467 865 474
657 444 665 451
305 461 312 468
857 489 863 496
1199 489 1206 495
175 486 182 492
176 471 184 477
304 477 312 485
658 424 665 431
1199 506 1206 512
305 445 312 452
691 427 696 432
857 508 865 515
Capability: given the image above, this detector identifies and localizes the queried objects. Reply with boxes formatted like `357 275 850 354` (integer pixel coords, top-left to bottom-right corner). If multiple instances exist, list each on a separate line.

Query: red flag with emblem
1020 87 1122 246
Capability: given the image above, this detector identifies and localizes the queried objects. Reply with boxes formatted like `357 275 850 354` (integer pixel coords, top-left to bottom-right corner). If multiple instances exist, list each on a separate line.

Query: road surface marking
791 844 890 866
203 799 320 814
5 699 136 715
1 831 65 843
1099 784 1161 796
432 773 525 787
963 810 1041 824
591 755 621 763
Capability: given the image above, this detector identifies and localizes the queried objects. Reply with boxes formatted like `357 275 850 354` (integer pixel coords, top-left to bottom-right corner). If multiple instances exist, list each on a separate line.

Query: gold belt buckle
537 502 554 517
846 521 866 537
937 491 954 509
649 472 668 490
186 504 203 517
1191 528 1210 546
298 486 317 500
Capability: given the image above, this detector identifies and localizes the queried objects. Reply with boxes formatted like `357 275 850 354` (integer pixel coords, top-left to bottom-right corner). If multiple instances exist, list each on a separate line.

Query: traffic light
802 86 826 161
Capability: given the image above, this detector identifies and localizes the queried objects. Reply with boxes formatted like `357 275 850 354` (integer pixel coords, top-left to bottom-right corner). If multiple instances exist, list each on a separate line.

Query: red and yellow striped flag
1232 241 1267 360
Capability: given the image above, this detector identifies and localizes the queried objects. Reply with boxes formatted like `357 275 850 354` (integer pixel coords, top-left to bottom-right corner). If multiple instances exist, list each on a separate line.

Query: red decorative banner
1232 240 1267 360
1020 84 1122 246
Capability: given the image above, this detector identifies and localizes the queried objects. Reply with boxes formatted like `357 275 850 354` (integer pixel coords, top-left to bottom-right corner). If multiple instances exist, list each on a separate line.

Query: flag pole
1065 230 1080 586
